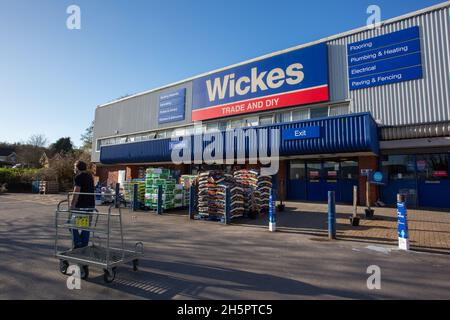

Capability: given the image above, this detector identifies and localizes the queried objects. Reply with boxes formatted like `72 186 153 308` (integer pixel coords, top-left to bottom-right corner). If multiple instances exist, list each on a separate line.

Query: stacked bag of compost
233 169 260 214
229 179 245 219
144 168 182 210
197 171 244 220
257 174 273 213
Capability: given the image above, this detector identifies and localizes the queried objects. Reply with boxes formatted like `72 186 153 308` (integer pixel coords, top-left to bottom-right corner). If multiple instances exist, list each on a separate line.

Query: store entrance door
288 159 359 204
323 161 340 200
287 160 307 200
306 162 326 202
339 160 359 203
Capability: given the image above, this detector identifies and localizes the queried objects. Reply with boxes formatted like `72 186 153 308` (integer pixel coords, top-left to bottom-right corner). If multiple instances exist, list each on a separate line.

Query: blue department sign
158 88 186 124
348 26 423 90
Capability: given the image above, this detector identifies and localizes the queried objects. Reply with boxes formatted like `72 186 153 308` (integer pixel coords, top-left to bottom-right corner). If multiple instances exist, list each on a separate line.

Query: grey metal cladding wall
94 82 193 138
94 94 150 138
328 40 350 102
327 6 450 126
92 82 194 162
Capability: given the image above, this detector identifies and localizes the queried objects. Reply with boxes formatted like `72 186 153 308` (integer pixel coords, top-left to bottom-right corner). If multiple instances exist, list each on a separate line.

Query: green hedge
0 168 39 184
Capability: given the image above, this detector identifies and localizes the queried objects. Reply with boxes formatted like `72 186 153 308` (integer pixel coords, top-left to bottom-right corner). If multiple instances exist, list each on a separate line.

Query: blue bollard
189 185 196 220
328 191 336 240
115 183 120 208
397 193 410 250
95 184 102 206
132 183 139 211
224 186 230 225
157 185 163 215
269 189 277 232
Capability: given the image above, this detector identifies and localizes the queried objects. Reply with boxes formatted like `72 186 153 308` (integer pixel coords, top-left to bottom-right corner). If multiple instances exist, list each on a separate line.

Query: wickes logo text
205 63 305 102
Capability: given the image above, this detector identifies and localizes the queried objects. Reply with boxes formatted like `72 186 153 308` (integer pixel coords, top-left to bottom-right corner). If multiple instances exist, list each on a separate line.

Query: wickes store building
92 2 450 209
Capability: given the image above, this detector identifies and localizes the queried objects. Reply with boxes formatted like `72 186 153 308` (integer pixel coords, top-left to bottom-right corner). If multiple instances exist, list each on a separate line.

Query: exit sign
282 126 321 141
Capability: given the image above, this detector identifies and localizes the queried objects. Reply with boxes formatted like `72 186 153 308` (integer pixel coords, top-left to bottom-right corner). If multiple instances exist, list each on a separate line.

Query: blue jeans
71 208 94 249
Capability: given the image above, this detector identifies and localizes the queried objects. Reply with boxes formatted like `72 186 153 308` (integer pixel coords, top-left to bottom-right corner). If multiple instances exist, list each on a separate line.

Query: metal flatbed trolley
55 192 143 283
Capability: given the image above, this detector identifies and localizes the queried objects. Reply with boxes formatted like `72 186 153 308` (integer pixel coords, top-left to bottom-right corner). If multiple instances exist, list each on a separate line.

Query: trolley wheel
81 265 89 280
59 260 69 275
132 259 139 272
103 268 116 283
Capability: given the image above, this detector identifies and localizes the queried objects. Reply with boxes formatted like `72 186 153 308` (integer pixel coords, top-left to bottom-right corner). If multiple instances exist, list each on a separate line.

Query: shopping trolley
54 192 144 283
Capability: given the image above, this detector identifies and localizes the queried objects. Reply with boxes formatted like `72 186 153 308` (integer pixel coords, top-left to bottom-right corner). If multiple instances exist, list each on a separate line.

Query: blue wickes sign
158 88 186 124
348 26 422 90
282 126 321 141
192 43 329 121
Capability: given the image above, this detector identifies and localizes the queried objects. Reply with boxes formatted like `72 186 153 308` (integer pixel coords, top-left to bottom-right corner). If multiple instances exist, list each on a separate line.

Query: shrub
0 168 39 184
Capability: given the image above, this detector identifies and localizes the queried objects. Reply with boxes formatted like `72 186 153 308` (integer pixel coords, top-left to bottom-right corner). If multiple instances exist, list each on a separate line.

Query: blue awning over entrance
100 112 379 164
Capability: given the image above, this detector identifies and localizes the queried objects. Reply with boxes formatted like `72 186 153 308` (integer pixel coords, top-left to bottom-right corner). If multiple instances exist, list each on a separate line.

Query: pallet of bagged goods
257 174 273 213
123 179 145 208
197 171 244 221
144 168 178 210
233 169 260 215
197 171 223 219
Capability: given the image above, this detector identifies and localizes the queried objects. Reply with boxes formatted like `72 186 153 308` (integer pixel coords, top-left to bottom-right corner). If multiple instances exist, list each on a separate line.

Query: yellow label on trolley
75 216 90 228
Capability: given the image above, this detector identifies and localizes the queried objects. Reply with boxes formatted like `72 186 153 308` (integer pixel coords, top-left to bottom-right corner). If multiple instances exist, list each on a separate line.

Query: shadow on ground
88 259 375 300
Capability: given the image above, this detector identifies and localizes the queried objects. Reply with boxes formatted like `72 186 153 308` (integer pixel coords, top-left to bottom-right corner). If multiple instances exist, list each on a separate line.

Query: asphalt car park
1 193 450 299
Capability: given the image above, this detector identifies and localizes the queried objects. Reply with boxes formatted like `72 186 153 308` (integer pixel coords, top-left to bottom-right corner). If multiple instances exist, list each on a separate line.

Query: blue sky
0 0 445 147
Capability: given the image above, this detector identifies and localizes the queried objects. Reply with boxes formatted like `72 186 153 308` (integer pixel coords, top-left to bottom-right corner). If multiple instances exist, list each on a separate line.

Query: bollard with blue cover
95 183 102 206
115 183 120 208
132 183 139 211
189 185 196 220
224 186 230 225
328 191 336 240
397 194 410 250
157 185 163 215
269 189 277 232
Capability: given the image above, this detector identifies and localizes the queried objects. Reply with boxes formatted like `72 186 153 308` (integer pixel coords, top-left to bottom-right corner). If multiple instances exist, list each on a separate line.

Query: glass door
339 160 359 203
324 161 339 201
306 162 325 201
380 155 417 206
288 160 307 200
417 154 450 208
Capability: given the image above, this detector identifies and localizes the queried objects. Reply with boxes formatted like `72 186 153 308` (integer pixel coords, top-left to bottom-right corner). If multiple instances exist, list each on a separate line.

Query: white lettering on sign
349 42 373 52
351 65 377 75
295 130 307 137
220 97 281 117
206 63 304 103
266 98 279 107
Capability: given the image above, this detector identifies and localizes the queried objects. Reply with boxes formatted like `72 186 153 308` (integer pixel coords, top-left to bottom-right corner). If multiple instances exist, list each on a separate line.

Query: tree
16 144 46 168
49 137 73 155
27 134 48 148
80 121 94 151
0 139 48 168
